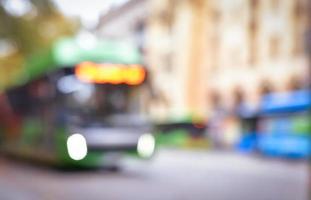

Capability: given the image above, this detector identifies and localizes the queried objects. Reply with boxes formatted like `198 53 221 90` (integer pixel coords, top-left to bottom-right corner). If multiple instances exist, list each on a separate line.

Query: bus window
57 72 145 127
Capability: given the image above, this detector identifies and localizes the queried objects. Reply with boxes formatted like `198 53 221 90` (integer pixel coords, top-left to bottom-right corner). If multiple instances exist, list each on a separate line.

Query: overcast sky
52 0 130 28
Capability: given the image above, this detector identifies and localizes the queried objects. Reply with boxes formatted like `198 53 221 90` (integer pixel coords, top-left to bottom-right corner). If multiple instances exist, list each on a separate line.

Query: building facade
146 0 310 120
96 0 147 53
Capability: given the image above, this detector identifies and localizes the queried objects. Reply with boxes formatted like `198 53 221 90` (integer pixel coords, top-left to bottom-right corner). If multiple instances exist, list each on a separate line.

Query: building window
271 0 280 11
164 53 173 73
249 18 257 65
291 0 303 56
250 0 258 9
249 0 259 66
292 32 302 57
269 36 280 59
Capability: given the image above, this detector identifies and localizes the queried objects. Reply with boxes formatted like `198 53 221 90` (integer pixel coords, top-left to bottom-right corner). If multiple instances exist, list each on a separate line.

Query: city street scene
0 0 310 200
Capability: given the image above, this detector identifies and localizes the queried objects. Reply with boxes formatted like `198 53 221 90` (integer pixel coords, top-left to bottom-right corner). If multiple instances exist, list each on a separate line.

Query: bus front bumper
66 131 156 161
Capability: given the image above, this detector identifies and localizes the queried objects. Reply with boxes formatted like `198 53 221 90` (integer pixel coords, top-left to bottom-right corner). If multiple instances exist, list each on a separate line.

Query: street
0 149 309 200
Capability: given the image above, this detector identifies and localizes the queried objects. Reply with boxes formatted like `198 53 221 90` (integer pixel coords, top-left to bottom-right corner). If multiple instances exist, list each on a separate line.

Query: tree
0 0 78 89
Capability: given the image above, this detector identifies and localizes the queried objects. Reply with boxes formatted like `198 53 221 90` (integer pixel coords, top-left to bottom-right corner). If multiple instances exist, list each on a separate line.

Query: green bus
0 37 156 168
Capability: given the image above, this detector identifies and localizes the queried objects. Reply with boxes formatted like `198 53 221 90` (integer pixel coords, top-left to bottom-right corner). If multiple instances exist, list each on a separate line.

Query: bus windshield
57 73 146 127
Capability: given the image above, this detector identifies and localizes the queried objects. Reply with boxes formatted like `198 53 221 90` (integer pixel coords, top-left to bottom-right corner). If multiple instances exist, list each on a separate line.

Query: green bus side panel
20 118 43 146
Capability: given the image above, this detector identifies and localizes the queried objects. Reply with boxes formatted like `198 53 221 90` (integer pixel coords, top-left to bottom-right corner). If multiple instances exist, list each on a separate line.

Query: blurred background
0 0 310 199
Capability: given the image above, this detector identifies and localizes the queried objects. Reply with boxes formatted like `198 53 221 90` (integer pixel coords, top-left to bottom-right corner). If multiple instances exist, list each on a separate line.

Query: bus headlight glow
67 133 88 161
137 134 155 158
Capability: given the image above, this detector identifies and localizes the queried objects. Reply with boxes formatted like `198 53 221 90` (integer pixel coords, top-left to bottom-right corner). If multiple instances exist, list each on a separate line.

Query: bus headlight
67 133 88 161
137 134 155 158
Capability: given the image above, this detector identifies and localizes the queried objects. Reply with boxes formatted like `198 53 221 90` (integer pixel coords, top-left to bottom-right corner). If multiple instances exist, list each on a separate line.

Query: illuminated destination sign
75 62 146 85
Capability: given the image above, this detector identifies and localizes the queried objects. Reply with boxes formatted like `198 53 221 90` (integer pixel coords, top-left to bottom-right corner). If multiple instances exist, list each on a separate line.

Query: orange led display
75 62 146 85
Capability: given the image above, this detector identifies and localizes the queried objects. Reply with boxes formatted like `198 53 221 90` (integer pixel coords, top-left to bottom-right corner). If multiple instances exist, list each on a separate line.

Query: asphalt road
0 149 309 200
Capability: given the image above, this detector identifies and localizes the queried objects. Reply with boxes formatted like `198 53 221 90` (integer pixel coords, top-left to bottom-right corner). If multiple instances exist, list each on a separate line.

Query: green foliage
0 0 78 89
